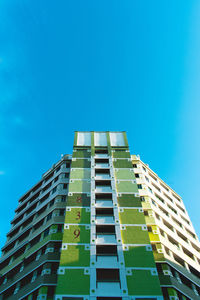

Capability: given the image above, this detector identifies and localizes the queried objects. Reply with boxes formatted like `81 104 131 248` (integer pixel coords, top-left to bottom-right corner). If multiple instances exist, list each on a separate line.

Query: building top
74 131 128 147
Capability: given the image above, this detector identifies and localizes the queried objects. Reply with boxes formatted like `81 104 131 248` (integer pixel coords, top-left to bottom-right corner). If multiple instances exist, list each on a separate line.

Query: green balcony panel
167 287 178 297
70 168 91 179
71 159 91 168
112 151 130 158
119 208 145 224
67 193 90 207
60 245 90 267
124 246 155 268
153 250 165 262
113 159 133 168
65 208 90 224
114 169 135 180
63 225 90 243
116 181 138 193
68 180 90 193
126 269 162 296
117 194 141 207
56 269 90 295
38 286 48 295
121 226 150 244
73 150 91 158
148 225 160 242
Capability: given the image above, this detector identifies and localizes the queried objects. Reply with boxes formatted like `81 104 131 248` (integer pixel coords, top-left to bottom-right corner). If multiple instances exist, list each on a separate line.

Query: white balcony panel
95 200 113 207
95 186 112 193
94 132 107 146
96 234 116 244
110 132 125 147
95 174 111 180
95 163 109 168
95 154 109 158
96 255 118 268
96 282 121 296
77 132 91 146
96 216 114 224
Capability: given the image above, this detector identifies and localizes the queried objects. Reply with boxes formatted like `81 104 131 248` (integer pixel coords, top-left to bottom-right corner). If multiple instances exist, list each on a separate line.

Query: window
59 209 65 216
54 176 59 183
137 184 142 189
148 187 153 194
63 184 67 189
57 224 63 232
52 187 57 194
96 269 120 282
142 166 146 171
133 164 137 168
135 173 139 178
152 183 161 192
148 172 157 182
96 225 115 234
55 166 61 173
49 199 54 207
43 228 49 238
145 176 149 182
46 213 52 222
95 149 108 154
61 196 66 202
96 245 117 256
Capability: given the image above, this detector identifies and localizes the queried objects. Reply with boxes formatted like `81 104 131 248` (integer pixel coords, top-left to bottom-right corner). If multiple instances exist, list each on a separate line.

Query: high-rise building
0 131 200 300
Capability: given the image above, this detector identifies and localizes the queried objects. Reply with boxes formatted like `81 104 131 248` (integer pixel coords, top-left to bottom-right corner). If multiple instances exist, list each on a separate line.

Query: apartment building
0 131 199 300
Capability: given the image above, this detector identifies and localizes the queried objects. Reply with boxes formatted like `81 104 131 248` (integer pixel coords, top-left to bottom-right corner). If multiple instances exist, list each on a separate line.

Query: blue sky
0 0 200 249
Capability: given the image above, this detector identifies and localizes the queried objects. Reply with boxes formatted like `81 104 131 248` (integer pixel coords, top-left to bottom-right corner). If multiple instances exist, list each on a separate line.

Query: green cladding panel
56 269 90 295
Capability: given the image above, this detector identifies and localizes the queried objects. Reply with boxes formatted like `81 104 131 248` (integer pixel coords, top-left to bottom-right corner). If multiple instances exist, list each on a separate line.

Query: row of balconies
12 175 69 225
4 194 67 251
0 214 65 265
0 251 60 294
16 160 70 212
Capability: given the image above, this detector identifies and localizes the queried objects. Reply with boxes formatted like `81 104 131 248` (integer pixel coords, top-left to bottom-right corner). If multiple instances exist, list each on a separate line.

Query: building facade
0 131 200 300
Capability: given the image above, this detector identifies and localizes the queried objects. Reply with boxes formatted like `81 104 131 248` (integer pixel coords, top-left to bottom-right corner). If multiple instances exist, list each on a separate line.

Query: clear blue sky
0 0 200 249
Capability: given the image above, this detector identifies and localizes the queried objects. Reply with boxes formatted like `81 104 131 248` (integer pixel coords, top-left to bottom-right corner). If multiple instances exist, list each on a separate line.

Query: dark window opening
96 269 120 282
96 245 117 256
96 225 115 234
95 158 109 164
96 194 112 200
95 169 110 175
95 180 111 187
96 208 114 216
95 149 108 154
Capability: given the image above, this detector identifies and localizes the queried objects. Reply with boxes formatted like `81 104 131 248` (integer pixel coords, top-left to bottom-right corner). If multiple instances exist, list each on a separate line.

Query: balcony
95 163 109 168
96 282 121 295
96 216 115 224
96 255 118 268
95 174 111 180
96 234 116 244
95 186 112 193
95 200 113 207
95 154 109 159
96 269 121 296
